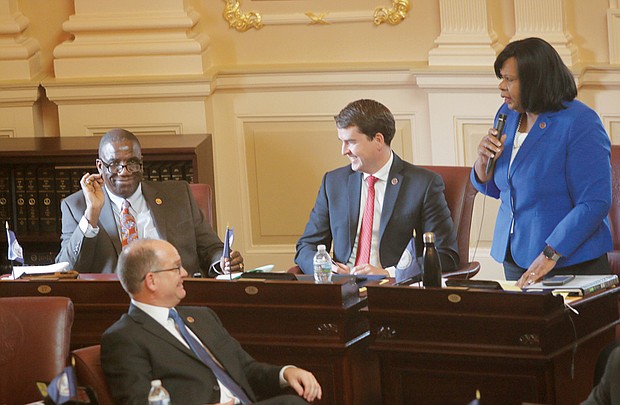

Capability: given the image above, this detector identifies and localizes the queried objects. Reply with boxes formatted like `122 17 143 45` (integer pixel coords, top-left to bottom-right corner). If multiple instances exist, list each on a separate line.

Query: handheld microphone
485 113 507 175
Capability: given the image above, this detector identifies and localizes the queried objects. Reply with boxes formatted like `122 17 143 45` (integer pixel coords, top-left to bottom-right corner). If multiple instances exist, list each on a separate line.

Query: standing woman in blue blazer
471 37 612 287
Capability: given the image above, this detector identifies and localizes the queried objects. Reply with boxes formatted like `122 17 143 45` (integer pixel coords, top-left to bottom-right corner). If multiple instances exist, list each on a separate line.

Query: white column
511 0 579 66
53 0 211 78
428 0 501 66
0 0 41 79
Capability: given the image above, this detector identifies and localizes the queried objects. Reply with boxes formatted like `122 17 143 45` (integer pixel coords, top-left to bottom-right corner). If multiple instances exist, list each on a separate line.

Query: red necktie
120 199 138 247
355 175 377 266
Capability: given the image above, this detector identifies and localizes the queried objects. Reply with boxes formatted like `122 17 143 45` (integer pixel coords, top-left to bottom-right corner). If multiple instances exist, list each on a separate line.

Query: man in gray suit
101 239 321 404
56 128 243 276
295 99 459 276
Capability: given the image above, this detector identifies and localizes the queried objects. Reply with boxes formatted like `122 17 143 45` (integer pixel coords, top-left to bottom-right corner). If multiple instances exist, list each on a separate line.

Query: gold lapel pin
155 198 163 205
539 122 547 129
186 316 195 323
391 178 398 185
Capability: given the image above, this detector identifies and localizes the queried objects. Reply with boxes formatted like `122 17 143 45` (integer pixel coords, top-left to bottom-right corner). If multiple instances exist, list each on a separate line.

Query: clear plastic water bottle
148 379 171 405
313 244 332 283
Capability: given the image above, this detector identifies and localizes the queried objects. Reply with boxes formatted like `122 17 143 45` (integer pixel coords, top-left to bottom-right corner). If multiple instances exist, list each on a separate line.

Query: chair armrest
443 261 481 279
287 265 303 274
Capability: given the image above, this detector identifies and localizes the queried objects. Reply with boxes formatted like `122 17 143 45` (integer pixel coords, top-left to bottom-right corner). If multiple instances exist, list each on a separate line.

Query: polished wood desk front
366 284 620 405
0 275 379 405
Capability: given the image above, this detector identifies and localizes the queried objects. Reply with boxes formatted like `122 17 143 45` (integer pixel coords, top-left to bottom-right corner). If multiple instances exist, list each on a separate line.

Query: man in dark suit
295 99 459 276
101 238 322 404
582 346 620 405
56 128 243 276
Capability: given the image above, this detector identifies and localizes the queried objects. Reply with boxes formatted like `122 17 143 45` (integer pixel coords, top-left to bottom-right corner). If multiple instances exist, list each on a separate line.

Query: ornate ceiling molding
223 0 410 32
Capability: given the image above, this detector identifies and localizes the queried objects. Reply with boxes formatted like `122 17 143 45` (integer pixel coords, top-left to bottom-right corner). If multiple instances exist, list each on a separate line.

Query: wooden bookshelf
0 134 214 271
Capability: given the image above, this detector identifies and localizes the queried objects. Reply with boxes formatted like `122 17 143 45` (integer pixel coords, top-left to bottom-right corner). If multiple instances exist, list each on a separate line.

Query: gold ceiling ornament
223 0 263 32
374 0 410 26
223 0 410 31
305 12 330 25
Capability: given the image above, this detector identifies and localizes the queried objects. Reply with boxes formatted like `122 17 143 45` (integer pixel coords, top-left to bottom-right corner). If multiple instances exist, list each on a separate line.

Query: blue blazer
471 100 612 268
295 153 459 274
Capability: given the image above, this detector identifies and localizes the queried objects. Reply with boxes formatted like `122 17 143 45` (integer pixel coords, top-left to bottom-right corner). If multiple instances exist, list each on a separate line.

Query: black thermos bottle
422 232 442 287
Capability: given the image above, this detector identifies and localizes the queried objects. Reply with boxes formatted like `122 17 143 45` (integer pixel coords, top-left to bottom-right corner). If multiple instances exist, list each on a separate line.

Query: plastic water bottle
148 379 170 405
422 232 442 288
313 244 332 283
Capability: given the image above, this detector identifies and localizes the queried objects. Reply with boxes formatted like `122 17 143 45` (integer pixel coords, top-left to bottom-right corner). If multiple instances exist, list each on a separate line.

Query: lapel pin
391 178 398 185
186 316 195 323
155 198 163 205
539 122 547 129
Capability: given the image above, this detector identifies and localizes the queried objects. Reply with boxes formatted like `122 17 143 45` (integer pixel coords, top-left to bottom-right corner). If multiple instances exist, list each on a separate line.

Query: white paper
9 262 70 280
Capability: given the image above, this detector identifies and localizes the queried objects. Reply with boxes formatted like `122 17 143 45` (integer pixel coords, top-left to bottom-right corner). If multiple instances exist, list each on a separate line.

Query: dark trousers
256 395 309 405
503 248 610 281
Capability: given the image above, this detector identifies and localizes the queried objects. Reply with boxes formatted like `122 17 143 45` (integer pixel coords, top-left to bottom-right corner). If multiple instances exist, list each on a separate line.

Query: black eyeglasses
141 266 182 280
98 159 143 174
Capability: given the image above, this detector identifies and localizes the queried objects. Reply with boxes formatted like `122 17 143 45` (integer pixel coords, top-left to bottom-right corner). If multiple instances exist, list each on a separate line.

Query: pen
331 258 340 273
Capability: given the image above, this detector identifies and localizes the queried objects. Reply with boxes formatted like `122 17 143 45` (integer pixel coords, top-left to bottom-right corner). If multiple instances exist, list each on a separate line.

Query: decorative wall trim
84 125 183 138
53 5 211 78
609 7 620 64
222 0 410 31
602 115 620 144
428 0 501 66
512 0 578 66
0 129 16 138
454 117 492 166
0 4 41 80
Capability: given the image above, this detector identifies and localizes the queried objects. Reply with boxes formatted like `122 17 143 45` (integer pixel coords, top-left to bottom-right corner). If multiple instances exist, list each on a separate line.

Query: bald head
116 239 188 307
98 128 141 158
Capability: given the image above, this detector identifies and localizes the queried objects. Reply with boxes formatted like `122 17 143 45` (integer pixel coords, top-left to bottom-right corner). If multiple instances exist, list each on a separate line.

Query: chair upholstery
608 145 620 336
0 296 73 405
288 165 480 278
72 345 114 405
189 183 213 227
421 165 480 278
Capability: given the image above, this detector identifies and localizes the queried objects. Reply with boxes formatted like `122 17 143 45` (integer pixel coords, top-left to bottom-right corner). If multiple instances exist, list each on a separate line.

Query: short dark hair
98 128 142 159
494 37 577 113
116 240 159 295
334 99 396 145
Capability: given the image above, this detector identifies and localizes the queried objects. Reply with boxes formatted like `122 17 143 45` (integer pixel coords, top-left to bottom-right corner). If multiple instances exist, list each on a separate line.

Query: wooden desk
366 284 620 405
0 275 380 405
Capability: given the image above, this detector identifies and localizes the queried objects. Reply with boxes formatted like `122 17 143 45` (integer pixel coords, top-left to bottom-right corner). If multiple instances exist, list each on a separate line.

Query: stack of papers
215 264 275 280
6 262 71 280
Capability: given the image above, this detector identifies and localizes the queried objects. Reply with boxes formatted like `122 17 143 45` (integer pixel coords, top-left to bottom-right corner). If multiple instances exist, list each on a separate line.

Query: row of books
0 161 194 235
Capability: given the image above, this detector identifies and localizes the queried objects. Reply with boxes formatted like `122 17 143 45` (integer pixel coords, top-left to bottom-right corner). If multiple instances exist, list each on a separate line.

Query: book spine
0 167 11 229
37 166 57 233
55 167 71 233
171 163 184 181
184 162 194 183
70 167 89 193
583 276 619 295
146 163 161 182
160 164 172 181
13 166 27 233
24 166 39 232
26 250 57 265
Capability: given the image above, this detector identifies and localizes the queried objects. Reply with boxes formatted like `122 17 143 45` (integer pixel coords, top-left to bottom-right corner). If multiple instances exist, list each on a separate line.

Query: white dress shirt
347 152 394 271
79 184 161 240
131 300 289 404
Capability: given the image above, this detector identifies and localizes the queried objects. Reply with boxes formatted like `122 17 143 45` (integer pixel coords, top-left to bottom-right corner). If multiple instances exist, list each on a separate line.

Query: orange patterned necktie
355 175 377 266
120 199 138 247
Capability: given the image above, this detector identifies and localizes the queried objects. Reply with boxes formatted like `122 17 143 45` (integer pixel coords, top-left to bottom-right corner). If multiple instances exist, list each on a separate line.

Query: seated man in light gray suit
56 128 243 276
295 99 459 277
102 239 322 404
